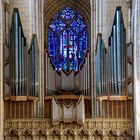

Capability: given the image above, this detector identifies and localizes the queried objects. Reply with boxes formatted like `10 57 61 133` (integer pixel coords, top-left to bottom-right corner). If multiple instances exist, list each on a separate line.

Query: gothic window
48 7 88 73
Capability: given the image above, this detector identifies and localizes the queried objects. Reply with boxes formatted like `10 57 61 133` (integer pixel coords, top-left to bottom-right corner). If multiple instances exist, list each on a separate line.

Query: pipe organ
45 51 56 96
96 7 133 118
4 8 39 119
95 34 107 96
79 52 90 96
2 3 134 139
3 6 133 122
108 6 126 95
10 8 27 96
28 35 39 97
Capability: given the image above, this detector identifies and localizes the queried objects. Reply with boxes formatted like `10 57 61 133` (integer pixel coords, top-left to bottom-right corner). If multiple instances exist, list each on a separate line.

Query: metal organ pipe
122 24 126 95
116 9 122 95
95 7 127 98
96 36 101 95
48 58 50 94
80 69 83 92
85 57 87 95
82 66 84 91
111 36 114 94
46 53 57 96
103 46 106 94
10 8 27 96
95 34 107 96
84 61 85 95
87 54 90 96
108 6 126 95
28 35 39 97
113 25 117 94
87 54 89 96
46 53 48 95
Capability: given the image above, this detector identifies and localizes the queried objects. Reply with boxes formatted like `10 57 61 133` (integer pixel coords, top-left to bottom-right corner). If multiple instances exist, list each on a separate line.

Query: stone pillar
126 1 132 42
60 135 64 140
38 0 45 117
90 0 96 117
74 134 77 140
133 0 140 139
46 135 48 140
0 1 4 139
88 135 93 140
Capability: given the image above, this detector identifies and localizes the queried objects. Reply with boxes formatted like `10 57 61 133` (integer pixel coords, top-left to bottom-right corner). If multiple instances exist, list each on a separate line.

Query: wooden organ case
4 8 39 119
95 7 133 119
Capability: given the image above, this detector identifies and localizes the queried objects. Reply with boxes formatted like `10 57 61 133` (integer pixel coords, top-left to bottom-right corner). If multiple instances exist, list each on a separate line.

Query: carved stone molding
4 118 134 137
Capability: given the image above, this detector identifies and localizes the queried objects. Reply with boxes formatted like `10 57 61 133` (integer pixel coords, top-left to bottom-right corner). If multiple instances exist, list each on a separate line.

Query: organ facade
0 0 138 139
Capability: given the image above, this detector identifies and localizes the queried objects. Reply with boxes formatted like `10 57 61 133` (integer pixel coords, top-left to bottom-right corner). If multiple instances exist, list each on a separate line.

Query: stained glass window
48 7 88 73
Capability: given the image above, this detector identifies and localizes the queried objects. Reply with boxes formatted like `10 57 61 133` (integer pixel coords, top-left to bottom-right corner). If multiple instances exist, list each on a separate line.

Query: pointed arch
44 0 90 48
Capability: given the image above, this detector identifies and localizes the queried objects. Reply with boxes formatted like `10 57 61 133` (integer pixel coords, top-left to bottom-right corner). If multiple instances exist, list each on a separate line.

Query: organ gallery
0 0 139 139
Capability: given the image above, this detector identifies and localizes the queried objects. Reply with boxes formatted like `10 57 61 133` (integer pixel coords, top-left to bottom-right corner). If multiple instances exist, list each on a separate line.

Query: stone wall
7 0 37 46
93 0 130 46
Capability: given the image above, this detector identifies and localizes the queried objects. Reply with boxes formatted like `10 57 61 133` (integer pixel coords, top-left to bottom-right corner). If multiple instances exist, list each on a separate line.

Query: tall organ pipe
28 35 39 96
95 34 107 96
108 6 126 95
116 9 121 95
10 8 26 96
113 25 117 94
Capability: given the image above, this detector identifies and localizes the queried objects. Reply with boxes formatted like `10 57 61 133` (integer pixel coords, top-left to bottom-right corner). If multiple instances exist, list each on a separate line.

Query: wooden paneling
101 100 133 118
4 101 34 119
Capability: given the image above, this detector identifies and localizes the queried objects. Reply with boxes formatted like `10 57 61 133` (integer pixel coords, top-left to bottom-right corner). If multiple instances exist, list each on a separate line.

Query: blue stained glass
48 7 88 73
61 7 75 20
70 17 86 33
50 19 65 32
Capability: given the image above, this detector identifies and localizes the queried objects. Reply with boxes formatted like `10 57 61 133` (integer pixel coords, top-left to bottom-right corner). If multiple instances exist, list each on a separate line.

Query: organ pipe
108 6 126 95
46 53 48 95
46 53 57 96
95 34 107 96
88 53 90 95
10 8 26 96
28 35 39 96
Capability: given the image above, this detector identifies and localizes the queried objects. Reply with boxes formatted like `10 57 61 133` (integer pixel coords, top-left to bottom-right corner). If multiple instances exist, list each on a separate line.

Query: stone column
133 0 140 139
0 1 4 139
126 0 132 42
90 0 96 117
60 135 64 140
38 0 45 117
74 135 77 140
88 134 93 140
